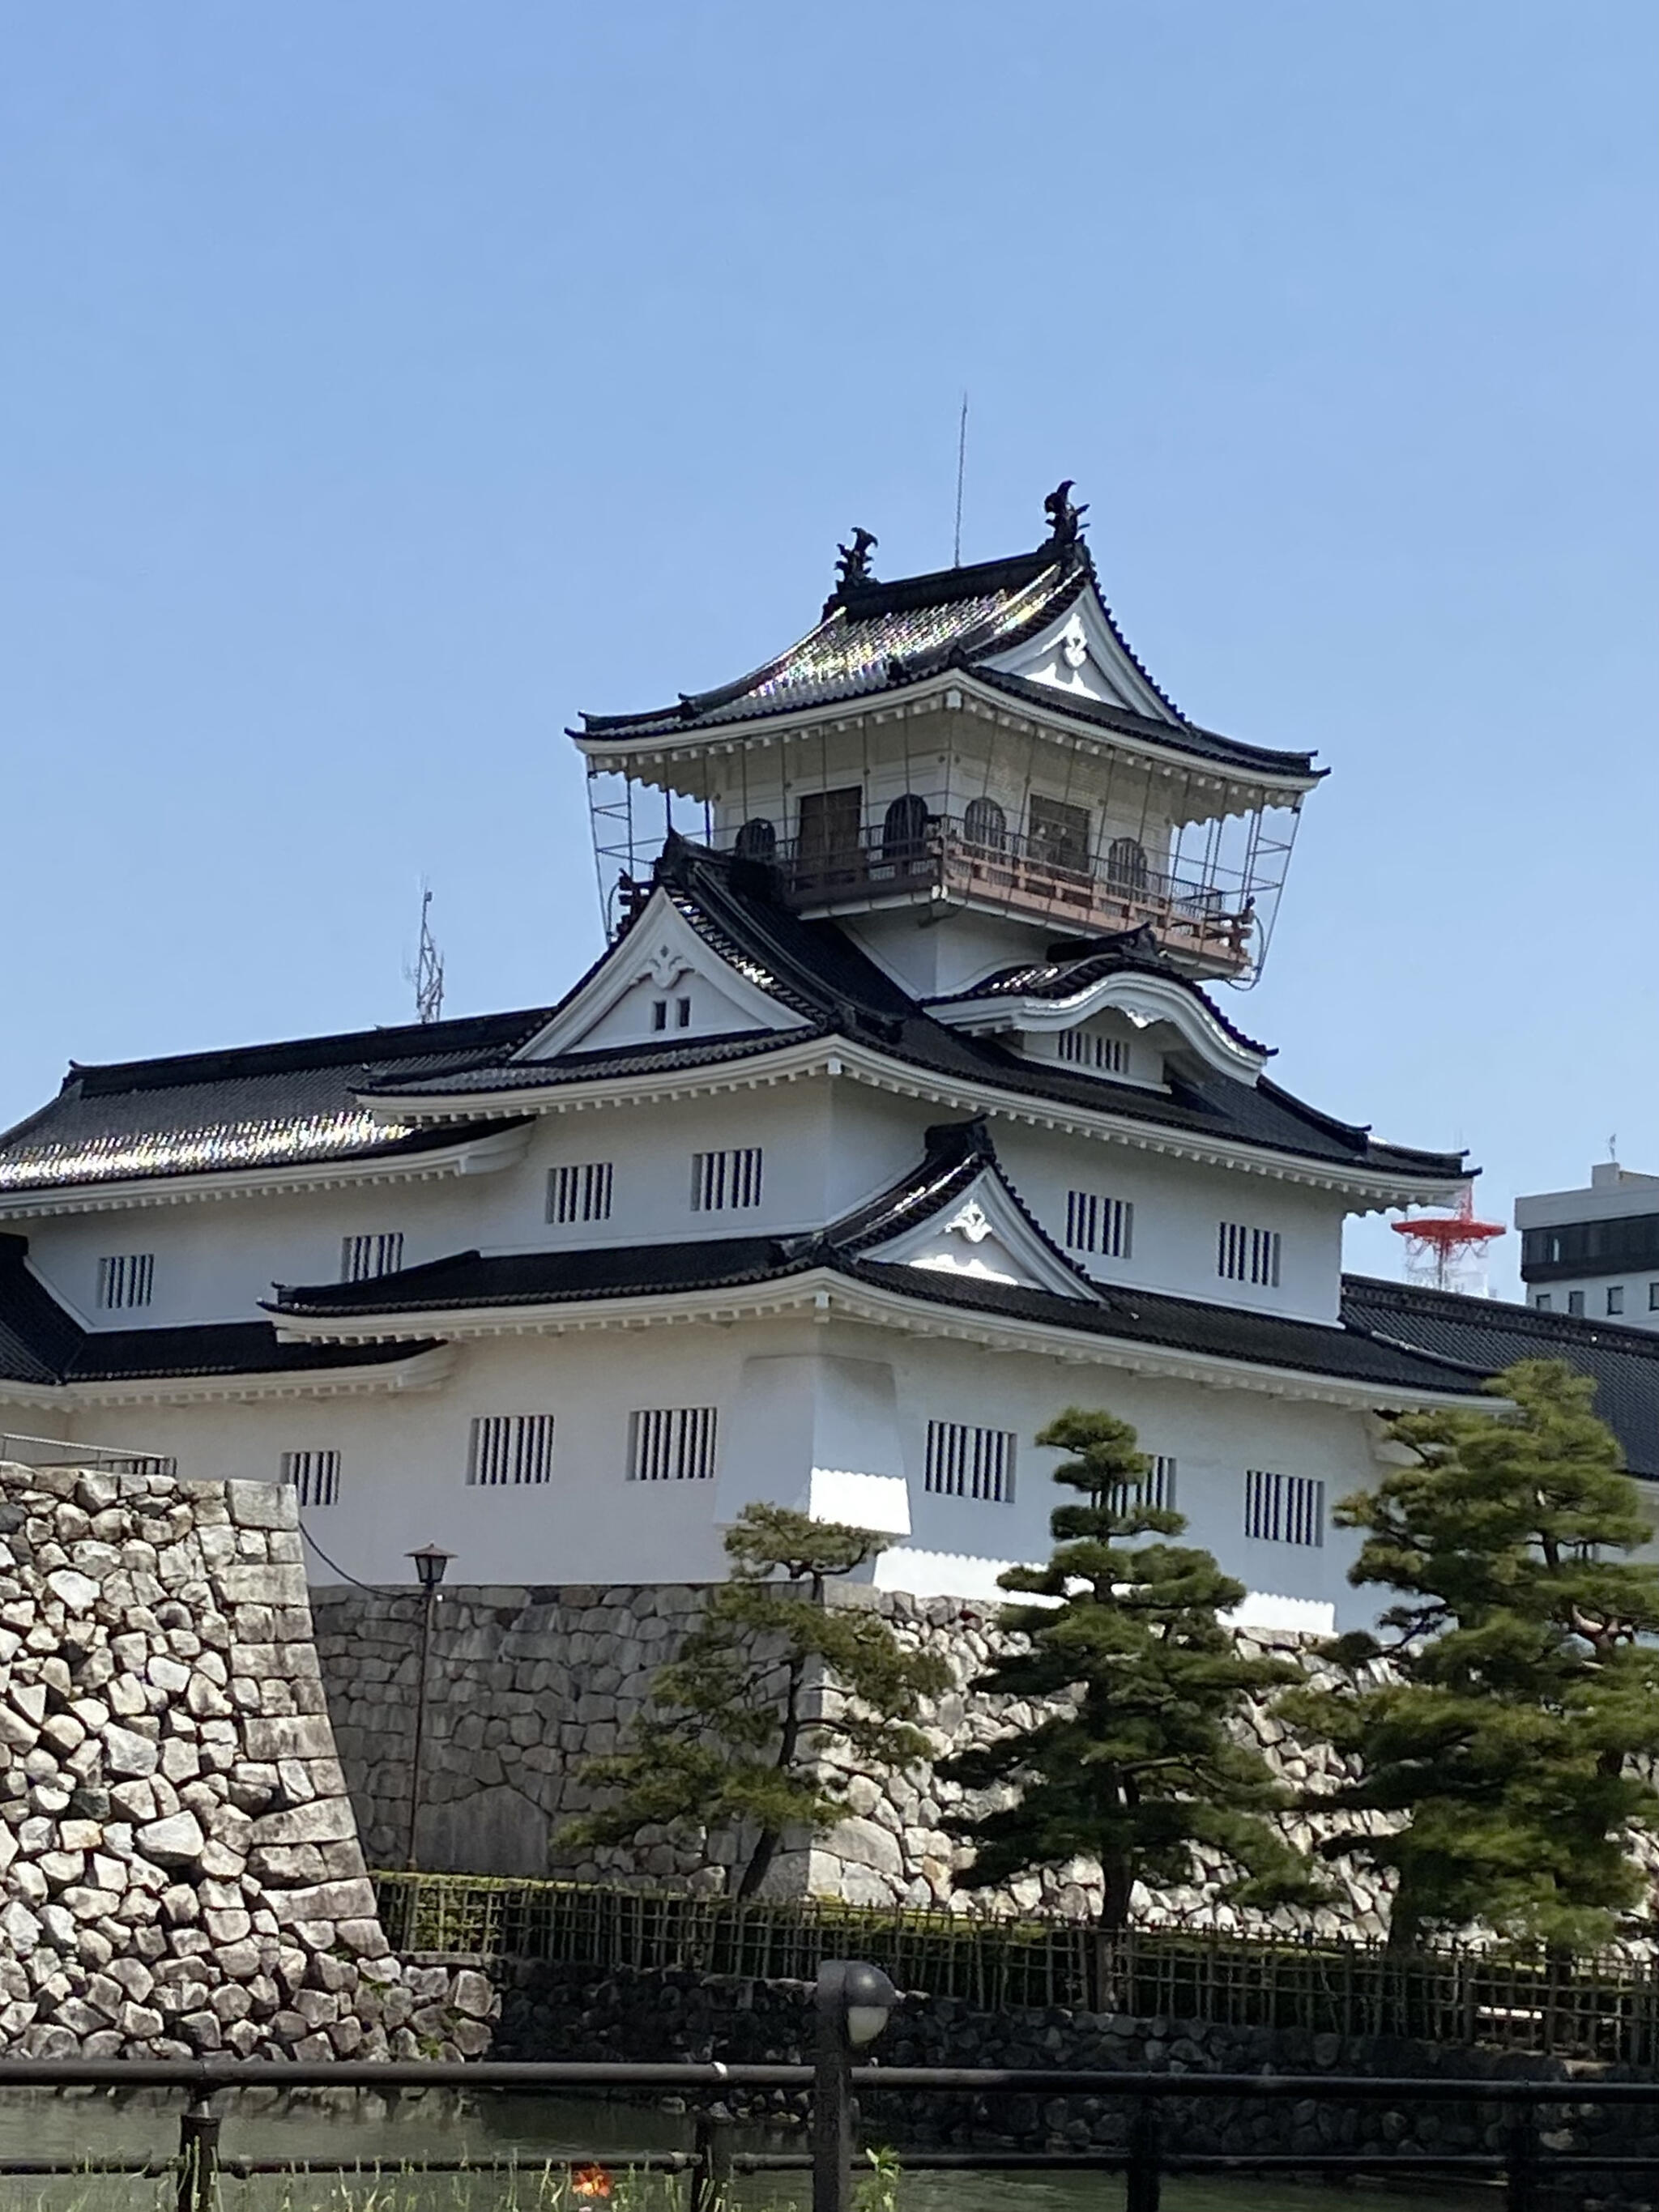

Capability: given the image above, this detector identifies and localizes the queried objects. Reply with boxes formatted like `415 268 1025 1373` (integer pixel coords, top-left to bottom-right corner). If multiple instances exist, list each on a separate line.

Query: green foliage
941 1407 1322 1931
562 1503 949 1897
1282 1358 1659 1953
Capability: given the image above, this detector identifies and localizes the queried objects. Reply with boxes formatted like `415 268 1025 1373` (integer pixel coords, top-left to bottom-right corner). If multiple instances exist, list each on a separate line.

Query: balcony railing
761 818 1254 972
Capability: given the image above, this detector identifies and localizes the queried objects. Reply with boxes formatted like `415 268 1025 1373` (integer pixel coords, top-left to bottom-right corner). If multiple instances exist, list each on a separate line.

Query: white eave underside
360 1037 1465 1212
0 1345 455 1410
574 672 1319 805
270 1272 1488 1414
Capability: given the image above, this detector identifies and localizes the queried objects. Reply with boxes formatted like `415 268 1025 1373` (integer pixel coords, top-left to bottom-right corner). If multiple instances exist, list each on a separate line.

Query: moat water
0 2088 1491 2211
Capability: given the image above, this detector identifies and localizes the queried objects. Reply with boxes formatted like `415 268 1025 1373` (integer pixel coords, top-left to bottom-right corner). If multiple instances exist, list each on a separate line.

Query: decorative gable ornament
862 1168 1102 1302
944 1199 994 1244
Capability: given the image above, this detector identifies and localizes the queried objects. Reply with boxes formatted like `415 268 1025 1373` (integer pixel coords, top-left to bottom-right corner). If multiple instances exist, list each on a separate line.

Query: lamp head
407 1544 454 1593
816 1958 898 2048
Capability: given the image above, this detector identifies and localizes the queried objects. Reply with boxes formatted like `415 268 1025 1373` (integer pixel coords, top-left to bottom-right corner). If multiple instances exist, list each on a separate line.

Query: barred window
1056 1029 1128 1075
96 1254 155 1311
1218 1222 1282 1287
627 1407 719 1481
280 1449 341 1508
467 1414 556 1487
1106 1455 1176 1517
1244 1469 1324 1546
1065 1190 1133 1259
547 1161 614 1225
691 1148 763 1211
924 1420 1016 1503
340 1233 404 1283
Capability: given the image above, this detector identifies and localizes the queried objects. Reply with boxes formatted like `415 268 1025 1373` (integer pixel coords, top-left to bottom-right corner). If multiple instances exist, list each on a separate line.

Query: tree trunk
733 1649 809 1900
1093 1856 1135 2012
735 1826 781 1900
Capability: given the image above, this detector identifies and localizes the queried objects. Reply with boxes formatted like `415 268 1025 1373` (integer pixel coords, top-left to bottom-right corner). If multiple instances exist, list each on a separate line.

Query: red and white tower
1392 1187 1506 1298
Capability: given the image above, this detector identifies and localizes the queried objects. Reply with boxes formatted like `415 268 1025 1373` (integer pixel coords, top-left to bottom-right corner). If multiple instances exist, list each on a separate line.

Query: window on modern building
924 1419 1016 1503
280 1449 341 1508
676 995 692 1029
1608 1285 1626 1316
691 1147 763 1211
1027 794 1092 873
1535 1294 1553 1312
467 1414 557 1487
96 1254 155 1311
1244 1469 1324 1546
1218 1223 1282 1288
962 795 1007 850
1106 1455 1175 1517
1568 1291 1585 1316
734 816 778 861
1056 1030 1129 1075
340 1233 404 1283
627 1407 719 1482
1065 1190 1133 1259
547 1161 614 1225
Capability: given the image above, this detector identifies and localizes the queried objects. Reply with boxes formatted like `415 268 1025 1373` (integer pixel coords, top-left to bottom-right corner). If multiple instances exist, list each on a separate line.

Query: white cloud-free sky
3 3 1655 1295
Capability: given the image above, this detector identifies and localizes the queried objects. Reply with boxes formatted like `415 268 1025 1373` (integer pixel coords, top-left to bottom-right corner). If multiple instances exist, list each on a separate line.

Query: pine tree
1283 1358 1659 1954
561 1503 949 1899
941 1407 1321 1937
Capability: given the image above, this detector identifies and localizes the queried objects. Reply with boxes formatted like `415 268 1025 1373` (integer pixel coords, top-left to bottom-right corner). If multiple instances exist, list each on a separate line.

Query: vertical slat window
96 1254 155 1311
1065 1191 1133 1259
467 1414 557 1488
690 1149 763 1212
1218 1223 1282 1287
923 1420 1016 1503
1056 1030 1128 1075
280 1449 341 1508
340 1233 404 1283
547 1162 615 1225
626 1407 719 1481
1106 1455 1176 1517
1244 1469 1324 1546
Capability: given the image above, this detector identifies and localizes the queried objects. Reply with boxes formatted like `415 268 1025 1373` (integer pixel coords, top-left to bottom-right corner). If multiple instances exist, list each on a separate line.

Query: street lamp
812 1958 898 2212
403 1545 454 1871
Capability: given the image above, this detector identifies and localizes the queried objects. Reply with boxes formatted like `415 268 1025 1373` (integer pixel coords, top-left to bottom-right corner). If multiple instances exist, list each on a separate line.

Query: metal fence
0 1430 177 1474
374 1872 1659 2065
0 2055 1653 2212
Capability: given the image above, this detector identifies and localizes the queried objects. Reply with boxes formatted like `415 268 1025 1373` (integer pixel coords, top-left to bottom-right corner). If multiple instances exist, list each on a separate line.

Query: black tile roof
574 536 1316 783
0 1235 435 1389
369 841 1465 1188
0 1008 550 1198
1340 1274 1659 1477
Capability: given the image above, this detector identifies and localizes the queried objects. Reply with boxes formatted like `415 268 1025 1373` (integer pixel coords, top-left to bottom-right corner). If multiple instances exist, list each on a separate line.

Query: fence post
1124 2097 1160 2212
177 2093 220 2212
1503 2099 1540 2212
692 2112 733 2212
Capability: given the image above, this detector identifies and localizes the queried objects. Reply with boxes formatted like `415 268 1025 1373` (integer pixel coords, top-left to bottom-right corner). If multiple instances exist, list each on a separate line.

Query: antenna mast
952 391 968 566
413 888 445 1025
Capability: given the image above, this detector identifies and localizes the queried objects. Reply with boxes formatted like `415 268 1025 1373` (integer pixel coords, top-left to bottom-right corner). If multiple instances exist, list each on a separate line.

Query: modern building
4 494 1645 1629
1517 1161 1659 1327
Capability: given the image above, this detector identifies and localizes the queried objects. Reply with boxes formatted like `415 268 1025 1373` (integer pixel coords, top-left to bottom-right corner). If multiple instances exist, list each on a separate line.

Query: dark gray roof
369 841 1465 1188
1340 1275 1659 1478
575 539 1317 782
0 1009 548 1198
0 1235 436 1390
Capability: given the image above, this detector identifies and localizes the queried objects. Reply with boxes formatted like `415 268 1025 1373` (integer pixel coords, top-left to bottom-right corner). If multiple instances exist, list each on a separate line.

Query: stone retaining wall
0 1462 495 2060
313 1579 1392 1932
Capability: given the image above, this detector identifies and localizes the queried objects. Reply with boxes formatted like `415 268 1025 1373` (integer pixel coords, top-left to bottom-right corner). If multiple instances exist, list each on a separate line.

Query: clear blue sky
4 3 1655 1294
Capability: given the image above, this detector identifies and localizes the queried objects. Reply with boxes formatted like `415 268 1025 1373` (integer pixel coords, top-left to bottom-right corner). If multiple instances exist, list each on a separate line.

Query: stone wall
313 1579 1392 1933
0 1461 495 2060
493 1958 1659 2181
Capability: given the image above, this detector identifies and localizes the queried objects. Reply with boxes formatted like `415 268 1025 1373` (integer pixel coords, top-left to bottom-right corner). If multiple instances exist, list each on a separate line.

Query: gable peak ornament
834 526 878 593
944 1198 994 1244
1043 479 1089 548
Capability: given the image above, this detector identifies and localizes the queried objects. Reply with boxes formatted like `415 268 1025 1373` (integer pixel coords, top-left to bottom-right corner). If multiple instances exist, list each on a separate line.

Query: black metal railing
0 2056 1654 2212
375 1871 1659 2067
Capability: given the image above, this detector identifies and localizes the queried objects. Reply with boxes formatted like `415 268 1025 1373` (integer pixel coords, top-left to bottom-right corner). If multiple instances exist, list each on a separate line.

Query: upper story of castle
573 485 1324 990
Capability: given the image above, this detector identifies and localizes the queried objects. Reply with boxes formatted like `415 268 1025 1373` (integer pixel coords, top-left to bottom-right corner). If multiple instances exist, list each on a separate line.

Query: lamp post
403 1544 452 1872
812 1958 898 2212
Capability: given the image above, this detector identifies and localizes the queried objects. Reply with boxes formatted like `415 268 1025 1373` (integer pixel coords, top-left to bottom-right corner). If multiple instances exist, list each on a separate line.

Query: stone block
45 1569 100 1612
245 1715 335 1761
249 1796 356 1848
135 1812 207 1869
213 1564 309 1608
104 1725 160 1779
